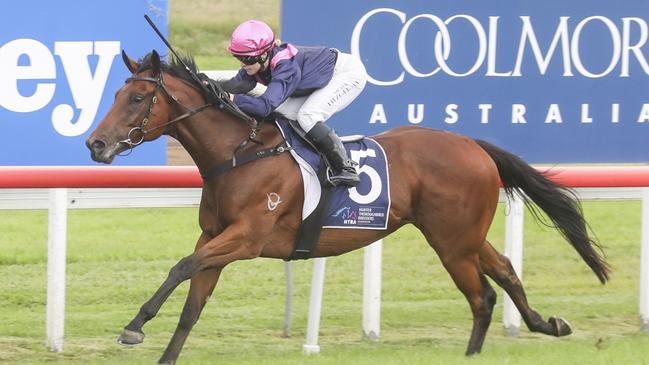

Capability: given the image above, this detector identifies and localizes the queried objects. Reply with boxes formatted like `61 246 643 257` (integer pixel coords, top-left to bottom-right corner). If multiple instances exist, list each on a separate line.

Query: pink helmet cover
228 20 275 56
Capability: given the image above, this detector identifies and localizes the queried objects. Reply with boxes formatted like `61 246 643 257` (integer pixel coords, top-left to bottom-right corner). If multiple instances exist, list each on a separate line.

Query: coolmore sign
0 0 168 165
283 1 649 163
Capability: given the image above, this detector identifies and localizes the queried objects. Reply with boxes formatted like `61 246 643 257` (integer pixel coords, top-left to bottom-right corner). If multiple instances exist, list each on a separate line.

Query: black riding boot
305 122 360 187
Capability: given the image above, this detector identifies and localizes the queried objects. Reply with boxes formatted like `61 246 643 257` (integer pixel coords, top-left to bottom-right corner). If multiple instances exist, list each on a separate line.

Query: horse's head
86 50 175 163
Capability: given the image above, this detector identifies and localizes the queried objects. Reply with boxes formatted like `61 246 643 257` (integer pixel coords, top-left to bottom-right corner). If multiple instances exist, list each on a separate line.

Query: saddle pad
275 119 391 230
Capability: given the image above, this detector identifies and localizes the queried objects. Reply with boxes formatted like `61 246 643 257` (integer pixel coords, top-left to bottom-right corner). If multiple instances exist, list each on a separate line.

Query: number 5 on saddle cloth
276 118 391 260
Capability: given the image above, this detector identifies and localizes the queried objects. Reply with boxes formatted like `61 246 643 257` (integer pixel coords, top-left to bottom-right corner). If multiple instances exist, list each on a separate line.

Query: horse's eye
133 94 145 103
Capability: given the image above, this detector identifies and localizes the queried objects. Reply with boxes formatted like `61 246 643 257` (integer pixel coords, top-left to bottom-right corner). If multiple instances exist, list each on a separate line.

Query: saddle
274 117 390 259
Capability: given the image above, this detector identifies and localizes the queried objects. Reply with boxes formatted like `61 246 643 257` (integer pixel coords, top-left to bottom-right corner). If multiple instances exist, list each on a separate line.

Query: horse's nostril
91 139 106 151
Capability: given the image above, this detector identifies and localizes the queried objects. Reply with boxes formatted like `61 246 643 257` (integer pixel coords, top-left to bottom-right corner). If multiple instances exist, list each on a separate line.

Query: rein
119 71 292 179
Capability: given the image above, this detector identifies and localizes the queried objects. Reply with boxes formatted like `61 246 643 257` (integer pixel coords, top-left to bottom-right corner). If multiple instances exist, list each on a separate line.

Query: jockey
220 19 368 187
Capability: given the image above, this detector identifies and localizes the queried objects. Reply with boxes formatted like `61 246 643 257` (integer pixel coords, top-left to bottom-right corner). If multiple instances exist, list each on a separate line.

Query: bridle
118 72 214 149
117 70 291 179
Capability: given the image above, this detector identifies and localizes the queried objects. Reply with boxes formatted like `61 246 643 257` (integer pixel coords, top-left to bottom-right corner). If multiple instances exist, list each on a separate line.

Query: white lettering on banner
545 104 563 124
571 16 621 78
407 104 424 124
351 8 406 86
612 103 620 123
435 15 487 77
487 17 512 77
639 104 649 123
622 18 649 77
350 9 649 84
0 39 56 112
513 17 572 76
479 104 492 124
444 104 458 124
369 103 649 125
0 39 120 136
581 104 593 124
512 104 527 124
369 103 388 124
52 41 121 136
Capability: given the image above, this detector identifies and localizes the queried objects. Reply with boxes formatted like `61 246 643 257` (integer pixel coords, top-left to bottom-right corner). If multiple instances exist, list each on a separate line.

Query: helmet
227 20 275 56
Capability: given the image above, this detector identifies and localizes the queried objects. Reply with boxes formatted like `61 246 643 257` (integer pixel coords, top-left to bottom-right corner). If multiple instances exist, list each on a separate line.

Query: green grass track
1 201 648 364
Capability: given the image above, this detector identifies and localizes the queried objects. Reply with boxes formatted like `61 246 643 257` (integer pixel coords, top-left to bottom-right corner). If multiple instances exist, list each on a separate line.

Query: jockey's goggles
234 53 268 65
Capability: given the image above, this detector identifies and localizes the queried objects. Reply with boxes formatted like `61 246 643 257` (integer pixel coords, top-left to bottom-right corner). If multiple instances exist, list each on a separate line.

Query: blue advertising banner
282 1 649 163
0 0 168 165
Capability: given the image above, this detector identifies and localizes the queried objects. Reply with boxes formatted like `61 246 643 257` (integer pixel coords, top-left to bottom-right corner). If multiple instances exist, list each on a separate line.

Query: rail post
283 262 293 338
503 194 524 336
303 257 326 354
46 188 68 352
640 188 649 332
362 240 382 340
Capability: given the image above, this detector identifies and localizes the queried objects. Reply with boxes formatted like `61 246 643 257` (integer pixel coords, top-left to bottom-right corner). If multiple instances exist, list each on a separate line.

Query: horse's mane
137 51 200 88
135 51 254 123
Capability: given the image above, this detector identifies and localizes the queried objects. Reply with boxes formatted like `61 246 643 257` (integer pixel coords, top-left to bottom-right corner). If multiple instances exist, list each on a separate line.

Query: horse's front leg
157 234 223 364
157 267 222 364
117 226 258 349
117 252 206 346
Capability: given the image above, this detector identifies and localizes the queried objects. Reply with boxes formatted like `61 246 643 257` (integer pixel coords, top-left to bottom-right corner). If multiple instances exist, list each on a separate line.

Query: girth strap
287 162 333 260
280 118 336 260
201 141 292 179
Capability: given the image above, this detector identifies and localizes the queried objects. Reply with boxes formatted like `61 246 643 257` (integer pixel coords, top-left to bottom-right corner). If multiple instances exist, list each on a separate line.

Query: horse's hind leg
438 252 497 355
479 240 572 337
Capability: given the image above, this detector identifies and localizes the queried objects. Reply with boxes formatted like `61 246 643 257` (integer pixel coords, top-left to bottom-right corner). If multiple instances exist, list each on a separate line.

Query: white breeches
274 51 367 132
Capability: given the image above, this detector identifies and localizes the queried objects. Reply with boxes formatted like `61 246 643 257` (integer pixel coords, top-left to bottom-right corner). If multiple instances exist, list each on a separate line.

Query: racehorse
86 50 610 364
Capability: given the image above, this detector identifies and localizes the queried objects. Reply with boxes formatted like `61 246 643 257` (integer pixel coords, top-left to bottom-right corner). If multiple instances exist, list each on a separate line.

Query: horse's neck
170 108 252 172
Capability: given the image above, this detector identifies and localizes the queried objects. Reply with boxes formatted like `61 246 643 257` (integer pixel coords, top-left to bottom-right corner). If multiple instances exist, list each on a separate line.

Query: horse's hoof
549 316 572 337
117 328 145 346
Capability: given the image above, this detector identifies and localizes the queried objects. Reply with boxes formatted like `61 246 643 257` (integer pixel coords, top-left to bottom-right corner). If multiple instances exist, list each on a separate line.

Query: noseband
119 72 214 148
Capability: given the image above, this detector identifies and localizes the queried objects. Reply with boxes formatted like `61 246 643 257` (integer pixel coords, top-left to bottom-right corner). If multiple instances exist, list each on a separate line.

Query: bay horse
86 50 610 364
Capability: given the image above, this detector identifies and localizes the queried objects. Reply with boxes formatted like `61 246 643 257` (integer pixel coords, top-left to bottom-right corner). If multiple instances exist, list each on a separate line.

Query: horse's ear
151 50 161 77
122 50 139 74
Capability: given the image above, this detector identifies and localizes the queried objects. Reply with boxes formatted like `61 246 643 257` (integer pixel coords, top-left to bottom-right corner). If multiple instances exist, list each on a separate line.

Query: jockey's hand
202 79 234 101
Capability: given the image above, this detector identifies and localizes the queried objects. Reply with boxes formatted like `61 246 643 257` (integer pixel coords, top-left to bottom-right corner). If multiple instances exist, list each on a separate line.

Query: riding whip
143 14 206 88
143 14 257 124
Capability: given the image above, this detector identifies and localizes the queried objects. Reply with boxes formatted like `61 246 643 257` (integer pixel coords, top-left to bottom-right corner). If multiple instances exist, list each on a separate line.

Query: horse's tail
475 139 610 284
